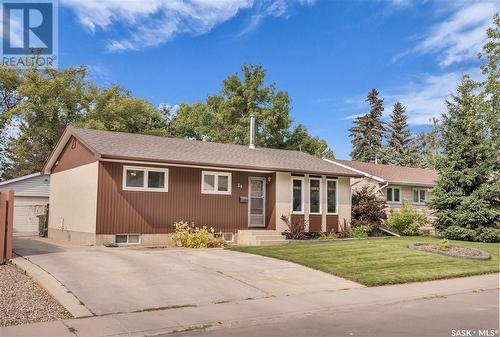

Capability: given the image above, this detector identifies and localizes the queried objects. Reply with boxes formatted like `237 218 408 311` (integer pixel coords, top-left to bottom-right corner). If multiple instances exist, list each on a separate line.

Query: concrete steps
236 230 287 246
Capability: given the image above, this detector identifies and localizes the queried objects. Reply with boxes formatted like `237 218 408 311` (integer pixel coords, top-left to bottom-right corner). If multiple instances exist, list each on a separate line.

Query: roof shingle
69 128 360 177
333 159 438 186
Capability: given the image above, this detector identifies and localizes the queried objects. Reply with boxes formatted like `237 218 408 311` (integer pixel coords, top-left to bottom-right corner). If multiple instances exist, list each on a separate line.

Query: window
326 179 338 214
214 232 234 243
201 171 232 195
123 166 168 192
115 234 140 244
291 177 304 213
309 178 321 214
386 187 401 203
413 188 427 204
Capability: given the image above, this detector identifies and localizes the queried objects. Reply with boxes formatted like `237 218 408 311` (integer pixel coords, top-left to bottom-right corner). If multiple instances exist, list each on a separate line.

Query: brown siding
290 214 305 232
52 136 97 173
96 162 276 234
326 215 339 232
309 215 322 232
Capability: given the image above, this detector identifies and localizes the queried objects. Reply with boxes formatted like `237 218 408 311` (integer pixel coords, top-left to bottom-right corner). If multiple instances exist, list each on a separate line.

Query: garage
0 173 50 236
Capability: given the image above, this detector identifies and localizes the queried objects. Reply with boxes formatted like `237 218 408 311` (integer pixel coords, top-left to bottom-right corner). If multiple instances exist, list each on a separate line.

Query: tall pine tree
349 89 385 161
381 102 415 166
428 75 499 233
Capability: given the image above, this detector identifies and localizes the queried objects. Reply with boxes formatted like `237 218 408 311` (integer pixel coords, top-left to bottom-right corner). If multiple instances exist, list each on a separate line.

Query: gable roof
330 159 438 186
43 127 361 177
0 173 50 197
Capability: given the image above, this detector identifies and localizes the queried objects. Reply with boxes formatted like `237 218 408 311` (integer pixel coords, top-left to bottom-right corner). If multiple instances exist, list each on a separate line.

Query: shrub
317 232 337 240
281 214 307 240
441 226 477 241
475 227 500 243
351 186 387 234
432 239 451 251
172 221 225 248
348 225 371 238
385 201 428 236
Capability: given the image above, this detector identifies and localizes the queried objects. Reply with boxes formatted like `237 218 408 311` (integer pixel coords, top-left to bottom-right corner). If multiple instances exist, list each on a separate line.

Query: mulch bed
0 264 71 327
408 243 491 260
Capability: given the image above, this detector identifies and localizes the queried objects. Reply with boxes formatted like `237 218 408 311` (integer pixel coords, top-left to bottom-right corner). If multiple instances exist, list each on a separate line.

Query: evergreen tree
413 118 441 169
381 102 414 166
349 89 385 161
428 76 499 232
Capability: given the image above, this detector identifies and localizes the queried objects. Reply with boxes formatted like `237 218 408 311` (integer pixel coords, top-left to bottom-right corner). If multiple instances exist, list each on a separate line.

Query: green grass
230 237 500 286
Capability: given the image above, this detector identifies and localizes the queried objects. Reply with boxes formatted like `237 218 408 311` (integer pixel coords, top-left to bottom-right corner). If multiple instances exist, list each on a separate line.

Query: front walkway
1 273 498 337
12 237 362 315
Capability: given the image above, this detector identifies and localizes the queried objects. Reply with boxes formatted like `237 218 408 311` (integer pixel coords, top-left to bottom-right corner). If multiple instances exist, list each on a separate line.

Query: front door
249 177 266 227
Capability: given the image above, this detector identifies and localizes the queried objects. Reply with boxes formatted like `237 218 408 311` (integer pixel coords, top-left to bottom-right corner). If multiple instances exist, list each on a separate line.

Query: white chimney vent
249 114 256 149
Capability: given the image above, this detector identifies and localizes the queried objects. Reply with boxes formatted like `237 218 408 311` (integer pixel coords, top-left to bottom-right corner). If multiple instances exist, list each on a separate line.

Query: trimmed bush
348 225 371 238
172 221 225 248
441 226 477 241
385 201 428 236
476 227 500 243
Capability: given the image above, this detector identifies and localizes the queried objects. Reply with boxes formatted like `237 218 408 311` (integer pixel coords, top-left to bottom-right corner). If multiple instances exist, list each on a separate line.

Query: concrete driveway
13 237 362 316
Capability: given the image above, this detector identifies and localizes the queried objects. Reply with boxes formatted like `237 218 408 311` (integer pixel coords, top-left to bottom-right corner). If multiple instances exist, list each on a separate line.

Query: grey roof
69 127 360 177
333 159 438 186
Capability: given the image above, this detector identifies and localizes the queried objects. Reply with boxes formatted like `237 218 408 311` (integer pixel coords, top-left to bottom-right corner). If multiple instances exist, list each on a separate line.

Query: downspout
375 181 388 193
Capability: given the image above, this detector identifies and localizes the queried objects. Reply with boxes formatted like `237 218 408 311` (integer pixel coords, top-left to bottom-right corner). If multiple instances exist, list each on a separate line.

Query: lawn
230 237 500 286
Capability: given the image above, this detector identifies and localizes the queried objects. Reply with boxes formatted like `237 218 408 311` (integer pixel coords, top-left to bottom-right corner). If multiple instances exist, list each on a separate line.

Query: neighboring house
326 159 438 218
0 173 50 235
42 127 361 245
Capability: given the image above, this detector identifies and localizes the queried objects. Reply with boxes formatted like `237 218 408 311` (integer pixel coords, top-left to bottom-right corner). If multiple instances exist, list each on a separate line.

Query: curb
12 255 93 318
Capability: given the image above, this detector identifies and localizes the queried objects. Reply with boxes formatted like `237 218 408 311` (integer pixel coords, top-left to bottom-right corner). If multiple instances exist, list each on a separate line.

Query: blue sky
56 0 497 159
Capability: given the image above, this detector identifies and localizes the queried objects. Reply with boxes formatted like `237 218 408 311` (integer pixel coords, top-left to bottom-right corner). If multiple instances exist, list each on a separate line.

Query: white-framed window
123 166 168 192
386 187 401 203
214 232 234 243
115 234 141 244
309 178 322 214
201 171 232 195
326 179 338 214
413 188 427 204
291 177 304 214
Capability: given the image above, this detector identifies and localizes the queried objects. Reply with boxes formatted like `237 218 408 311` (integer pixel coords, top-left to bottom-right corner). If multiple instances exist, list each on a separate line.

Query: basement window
123 166 168 192
214 232 234 243
115 234 140 244
201 171 232 195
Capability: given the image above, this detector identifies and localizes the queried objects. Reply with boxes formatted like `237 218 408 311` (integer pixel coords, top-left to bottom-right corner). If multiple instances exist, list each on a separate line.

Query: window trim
326 178 339 215
201 171 232 195
115 234 141 245
291 177 305 214
413 188 427 204
309 177 322 214
386 186 402 204
122 166 168 192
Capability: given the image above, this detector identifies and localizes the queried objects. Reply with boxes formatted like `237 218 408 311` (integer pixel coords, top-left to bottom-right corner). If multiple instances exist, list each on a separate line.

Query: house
42 126 362 245
326 159 438 217
0 173 50 235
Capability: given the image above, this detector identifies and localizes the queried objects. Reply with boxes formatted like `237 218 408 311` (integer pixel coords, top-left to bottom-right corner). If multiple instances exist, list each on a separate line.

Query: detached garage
0 173 50 236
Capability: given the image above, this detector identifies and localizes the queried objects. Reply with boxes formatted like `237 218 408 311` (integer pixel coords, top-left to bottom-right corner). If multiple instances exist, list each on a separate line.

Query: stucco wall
48 161 98 235
337 177 352 229
275 172 292 233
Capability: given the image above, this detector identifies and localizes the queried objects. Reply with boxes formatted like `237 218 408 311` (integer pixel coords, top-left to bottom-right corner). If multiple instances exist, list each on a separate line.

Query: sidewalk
1 273 498 337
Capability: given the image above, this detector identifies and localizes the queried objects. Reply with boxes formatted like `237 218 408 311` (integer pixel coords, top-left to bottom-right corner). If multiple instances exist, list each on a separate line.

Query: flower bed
408 242 491 260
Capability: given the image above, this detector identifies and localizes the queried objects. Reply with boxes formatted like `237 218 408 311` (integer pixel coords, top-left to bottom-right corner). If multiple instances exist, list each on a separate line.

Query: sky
54 0 497 159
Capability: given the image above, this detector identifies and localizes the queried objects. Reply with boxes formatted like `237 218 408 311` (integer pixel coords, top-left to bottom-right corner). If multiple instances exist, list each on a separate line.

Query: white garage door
13 197 49 236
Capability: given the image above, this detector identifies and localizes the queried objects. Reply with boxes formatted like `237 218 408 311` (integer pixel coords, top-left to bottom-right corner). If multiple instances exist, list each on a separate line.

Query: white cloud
392 1 498 67
61 0 315 51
